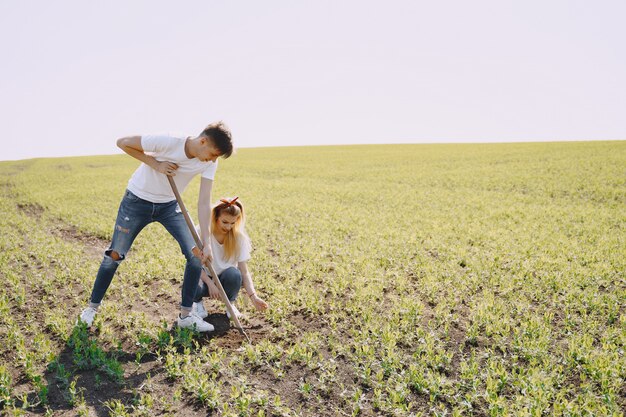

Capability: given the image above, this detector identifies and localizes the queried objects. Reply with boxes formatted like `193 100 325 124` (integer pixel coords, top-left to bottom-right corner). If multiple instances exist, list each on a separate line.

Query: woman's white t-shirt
127 135 218 203
210 233 252 275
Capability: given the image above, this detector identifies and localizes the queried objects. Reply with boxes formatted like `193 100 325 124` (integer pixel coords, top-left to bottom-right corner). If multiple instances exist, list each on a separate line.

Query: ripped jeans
89 190 201 309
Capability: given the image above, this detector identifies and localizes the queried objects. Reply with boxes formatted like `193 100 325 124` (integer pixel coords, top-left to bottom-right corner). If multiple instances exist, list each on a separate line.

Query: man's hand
154 161 179 176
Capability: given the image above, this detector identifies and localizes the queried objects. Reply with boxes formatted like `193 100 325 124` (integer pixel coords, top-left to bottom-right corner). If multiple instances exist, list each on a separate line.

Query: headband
219 197 239 207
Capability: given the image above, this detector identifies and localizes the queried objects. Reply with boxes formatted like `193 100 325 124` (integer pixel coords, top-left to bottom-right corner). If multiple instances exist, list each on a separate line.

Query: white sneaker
226 304 242 320
193 301 208 319
177 314 214 332
78 307 97 327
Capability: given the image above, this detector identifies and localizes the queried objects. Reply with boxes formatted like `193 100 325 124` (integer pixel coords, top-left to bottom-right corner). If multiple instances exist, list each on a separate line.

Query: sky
1 1 625 161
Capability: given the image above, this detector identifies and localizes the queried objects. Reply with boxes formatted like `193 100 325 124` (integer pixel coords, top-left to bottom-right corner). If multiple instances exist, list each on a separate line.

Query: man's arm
117 136 178 175
198 177 213 261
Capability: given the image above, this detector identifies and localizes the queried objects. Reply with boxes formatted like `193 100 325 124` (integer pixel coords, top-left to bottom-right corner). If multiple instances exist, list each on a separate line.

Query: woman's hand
154 161 178 176
208 280 221 300
250 294 269 311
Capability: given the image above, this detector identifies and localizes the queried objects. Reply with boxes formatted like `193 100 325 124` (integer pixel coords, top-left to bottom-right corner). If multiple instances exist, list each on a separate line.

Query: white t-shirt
210 233 252 276
126 135 218 203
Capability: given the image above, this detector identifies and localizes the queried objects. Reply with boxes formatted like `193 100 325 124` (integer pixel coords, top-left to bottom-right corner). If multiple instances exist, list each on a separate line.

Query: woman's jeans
89 190 201 309
194 267 242 303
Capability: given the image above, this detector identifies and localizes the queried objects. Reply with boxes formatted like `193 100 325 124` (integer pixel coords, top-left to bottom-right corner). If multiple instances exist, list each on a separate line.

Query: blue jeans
89 190 202 309
194 267 242 303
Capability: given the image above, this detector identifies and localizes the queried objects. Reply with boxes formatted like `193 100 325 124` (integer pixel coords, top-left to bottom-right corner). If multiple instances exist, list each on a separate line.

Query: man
78 122 233 332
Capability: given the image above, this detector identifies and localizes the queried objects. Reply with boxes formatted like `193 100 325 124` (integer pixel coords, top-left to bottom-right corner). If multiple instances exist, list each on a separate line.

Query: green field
0 142 624 416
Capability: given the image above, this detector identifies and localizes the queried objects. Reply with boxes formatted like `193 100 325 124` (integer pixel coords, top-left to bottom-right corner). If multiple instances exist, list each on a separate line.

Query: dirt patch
52 225 109 258
0 181 16 196
43 347 162 417
111 281 274 352
17 202 45 218
2 163 31 176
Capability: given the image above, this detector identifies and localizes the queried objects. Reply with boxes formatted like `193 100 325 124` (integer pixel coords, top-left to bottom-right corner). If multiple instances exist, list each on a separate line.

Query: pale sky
1 1 625 161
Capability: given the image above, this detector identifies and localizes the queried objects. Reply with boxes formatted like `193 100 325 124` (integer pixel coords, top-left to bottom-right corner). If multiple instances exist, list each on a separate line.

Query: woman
193 197 268 327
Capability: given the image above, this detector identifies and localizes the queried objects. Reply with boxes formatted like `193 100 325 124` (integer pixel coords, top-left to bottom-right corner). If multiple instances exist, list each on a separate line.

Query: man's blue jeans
89 190 201 309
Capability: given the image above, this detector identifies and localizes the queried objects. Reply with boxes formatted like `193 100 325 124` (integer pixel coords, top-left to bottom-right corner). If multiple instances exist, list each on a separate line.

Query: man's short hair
201 121 233 158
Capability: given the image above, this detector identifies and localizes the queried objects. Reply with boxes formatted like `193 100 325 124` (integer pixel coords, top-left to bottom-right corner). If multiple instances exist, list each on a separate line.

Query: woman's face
216 213 239 234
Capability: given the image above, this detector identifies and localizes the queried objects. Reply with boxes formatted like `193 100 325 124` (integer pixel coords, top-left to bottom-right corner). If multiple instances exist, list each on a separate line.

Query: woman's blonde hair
211 197 247 262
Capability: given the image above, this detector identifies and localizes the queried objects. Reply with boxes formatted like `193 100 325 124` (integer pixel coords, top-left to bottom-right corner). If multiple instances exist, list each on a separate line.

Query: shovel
167 176 251 343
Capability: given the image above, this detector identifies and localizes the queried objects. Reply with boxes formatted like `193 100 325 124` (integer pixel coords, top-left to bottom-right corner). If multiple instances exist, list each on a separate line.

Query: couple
78 122 268 332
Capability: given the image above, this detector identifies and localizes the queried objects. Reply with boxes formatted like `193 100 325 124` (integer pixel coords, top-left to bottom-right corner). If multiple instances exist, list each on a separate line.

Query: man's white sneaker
226 305 242 320
177 314 214 332
78 307 97 327
193 301 208 319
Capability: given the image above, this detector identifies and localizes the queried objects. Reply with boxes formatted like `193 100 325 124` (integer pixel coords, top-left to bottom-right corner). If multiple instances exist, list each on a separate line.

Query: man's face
198 137 221 162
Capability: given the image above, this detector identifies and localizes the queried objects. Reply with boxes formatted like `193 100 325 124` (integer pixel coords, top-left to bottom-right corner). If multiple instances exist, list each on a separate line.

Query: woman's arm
199 268 220 300
238 261 268 311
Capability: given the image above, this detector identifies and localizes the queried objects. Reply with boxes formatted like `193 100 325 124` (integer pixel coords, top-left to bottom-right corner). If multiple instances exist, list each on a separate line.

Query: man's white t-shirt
210 233 252 276
127 135 218 203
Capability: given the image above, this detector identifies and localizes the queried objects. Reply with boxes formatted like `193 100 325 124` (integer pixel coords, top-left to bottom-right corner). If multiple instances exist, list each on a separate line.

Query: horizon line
2 138 624 163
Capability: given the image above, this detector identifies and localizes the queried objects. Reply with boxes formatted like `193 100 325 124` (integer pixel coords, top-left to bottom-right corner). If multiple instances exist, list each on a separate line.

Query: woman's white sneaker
193 301 208 319
78 307 97 327
177 314 214 332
